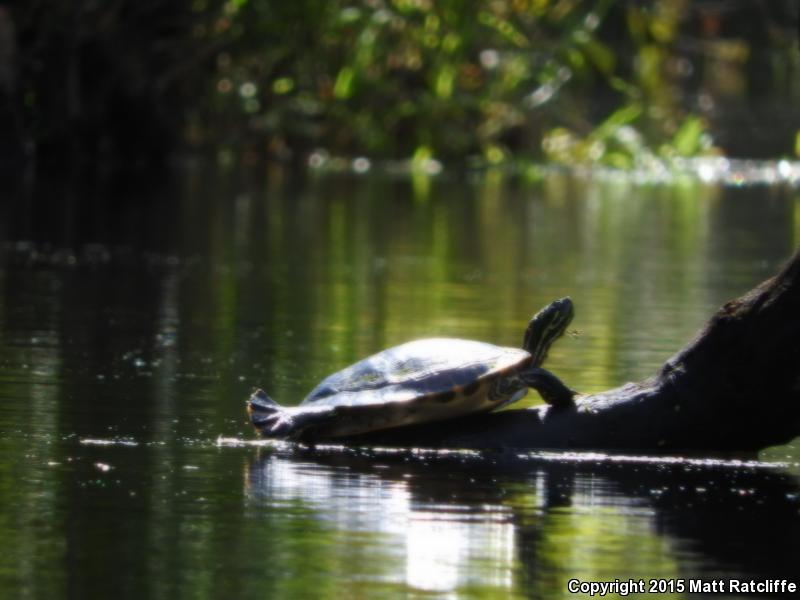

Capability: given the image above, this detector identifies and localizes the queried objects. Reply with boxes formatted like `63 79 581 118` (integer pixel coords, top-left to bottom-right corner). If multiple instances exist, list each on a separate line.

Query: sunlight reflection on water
246 452 519 593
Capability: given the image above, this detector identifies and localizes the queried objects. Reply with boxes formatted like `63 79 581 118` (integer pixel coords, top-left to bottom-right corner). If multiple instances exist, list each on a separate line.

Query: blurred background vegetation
1 0 798 170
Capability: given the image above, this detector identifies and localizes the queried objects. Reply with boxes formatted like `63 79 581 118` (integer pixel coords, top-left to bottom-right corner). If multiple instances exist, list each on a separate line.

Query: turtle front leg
520 367 577 411
248 389 335 440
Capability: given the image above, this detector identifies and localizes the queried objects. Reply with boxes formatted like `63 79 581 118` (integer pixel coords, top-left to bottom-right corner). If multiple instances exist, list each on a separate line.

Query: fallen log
342 248 800 452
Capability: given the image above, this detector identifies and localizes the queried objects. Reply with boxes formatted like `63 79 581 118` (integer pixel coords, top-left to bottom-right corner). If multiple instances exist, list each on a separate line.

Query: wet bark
345 249 800 453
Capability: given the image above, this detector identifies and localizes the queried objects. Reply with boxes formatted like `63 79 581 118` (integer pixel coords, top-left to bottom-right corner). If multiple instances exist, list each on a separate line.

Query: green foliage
6 0 797 166
197 0 719 166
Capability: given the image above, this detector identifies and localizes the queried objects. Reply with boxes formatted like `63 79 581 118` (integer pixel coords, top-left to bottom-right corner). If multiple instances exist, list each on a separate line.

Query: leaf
672 116 704 156
333 67 356 100
579 39 615 76
591 104 642 142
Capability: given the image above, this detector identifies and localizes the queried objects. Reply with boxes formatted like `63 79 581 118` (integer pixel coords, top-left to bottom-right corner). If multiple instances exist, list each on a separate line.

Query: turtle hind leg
249 388 278 410
247 389 289 433
247 389 335 440
520 367 577 411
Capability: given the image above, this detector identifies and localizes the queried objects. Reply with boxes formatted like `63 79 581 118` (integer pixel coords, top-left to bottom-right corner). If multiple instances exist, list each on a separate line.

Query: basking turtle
248 297 576 441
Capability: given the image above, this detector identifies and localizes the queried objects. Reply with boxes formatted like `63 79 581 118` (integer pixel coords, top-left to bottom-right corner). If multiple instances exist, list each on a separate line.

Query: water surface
1 166 799 598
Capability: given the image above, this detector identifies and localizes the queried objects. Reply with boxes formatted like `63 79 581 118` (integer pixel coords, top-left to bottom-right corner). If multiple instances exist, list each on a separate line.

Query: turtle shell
298 338 533 436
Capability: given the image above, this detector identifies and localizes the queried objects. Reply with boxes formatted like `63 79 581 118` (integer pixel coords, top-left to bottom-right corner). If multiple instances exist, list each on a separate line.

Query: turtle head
523 297 574 366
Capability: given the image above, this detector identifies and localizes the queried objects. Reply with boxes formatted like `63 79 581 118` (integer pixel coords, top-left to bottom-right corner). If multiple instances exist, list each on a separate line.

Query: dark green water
1 166 799 598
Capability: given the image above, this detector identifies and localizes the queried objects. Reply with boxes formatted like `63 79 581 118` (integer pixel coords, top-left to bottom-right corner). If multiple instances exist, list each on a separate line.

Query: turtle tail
247 388 281 426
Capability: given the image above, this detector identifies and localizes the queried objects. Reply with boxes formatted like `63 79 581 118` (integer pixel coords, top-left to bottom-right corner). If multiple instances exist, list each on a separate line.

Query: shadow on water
245 445 800 596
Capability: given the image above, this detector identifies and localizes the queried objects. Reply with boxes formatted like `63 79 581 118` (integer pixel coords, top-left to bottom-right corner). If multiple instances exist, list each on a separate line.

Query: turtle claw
257 411 298 438
248 390 295 437
247 389 338 440
247 390 318 439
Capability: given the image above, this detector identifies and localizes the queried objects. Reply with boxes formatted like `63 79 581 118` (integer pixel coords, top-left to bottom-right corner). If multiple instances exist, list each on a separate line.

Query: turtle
248 297 576 441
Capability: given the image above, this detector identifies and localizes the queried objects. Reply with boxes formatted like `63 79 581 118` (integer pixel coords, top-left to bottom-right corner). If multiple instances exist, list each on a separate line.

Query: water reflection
2 166 800 597
247 453 517 593
245 447 800 597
